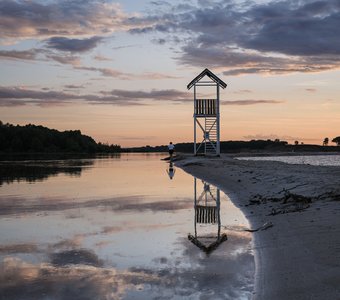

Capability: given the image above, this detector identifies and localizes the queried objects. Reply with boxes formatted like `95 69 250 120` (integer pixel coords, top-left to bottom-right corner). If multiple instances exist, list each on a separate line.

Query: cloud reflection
150 232 254 299
51 249 103 267
0 244 39 254
0 195 192 217
0 232 253 300
0 257 160 300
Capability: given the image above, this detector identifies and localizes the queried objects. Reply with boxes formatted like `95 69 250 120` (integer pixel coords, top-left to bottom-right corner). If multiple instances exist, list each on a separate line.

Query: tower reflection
188 178 228 255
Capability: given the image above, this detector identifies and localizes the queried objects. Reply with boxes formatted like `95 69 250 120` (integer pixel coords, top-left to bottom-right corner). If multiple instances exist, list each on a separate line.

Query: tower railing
194 99 217 116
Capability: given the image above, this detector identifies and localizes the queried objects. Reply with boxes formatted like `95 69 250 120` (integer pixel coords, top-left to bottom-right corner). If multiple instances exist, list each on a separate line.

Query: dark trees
0 122 121 153
332 137 340 146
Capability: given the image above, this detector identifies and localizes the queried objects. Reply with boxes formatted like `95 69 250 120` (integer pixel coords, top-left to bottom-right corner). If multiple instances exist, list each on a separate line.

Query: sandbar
175 154 340 300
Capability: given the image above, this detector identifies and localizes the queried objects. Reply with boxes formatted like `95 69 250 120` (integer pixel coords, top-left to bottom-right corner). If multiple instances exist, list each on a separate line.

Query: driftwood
243 222 273 232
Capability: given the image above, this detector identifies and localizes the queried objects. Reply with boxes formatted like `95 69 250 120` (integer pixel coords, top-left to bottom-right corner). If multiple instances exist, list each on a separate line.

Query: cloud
2 0 340 76
0 86 80 106
75 66 180 80
221 100 284 105
242 1 340 56
0 86 189 107
100 89 189 101
139 72 180 80
112 44 139 50
45 36 103 52
0 0 144 42
233 90 253 94
129 0 340 75
152 38 167 45
150 1 171 7
0 48 130 78
0 48 176 80
93 55 111 61
46 54 81 66
74 66 130 78
64 84 85 89
0 47 84 67
0 49 40 60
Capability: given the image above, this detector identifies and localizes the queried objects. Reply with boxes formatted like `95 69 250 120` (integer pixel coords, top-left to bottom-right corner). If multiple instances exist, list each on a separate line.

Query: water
238 154 340 166
0 154 254 300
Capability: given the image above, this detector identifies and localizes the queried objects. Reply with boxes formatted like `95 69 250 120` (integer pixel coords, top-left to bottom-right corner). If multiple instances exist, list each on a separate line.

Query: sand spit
175 155 340 300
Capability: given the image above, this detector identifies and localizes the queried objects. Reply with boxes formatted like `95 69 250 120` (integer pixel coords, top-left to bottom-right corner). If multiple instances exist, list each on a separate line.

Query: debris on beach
269 203 310 216
248 191 313 215
316 191 340 202
244 222 273 232
247 189 340 216
181 161 204 167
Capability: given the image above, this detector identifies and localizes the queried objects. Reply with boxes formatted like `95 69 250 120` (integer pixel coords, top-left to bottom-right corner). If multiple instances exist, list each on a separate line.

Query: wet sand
176 155 340 300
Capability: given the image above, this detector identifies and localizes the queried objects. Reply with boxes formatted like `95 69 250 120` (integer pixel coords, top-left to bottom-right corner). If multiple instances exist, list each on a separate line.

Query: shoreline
175 154 340 300
229 151 340 157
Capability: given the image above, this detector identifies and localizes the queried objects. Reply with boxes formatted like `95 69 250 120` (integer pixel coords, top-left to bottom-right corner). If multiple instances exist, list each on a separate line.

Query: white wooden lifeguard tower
188 178 228 255
187 69 227 156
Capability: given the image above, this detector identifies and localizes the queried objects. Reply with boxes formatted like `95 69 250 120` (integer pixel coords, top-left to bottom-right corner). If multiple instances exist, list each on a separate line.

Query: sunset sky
1 0 340 147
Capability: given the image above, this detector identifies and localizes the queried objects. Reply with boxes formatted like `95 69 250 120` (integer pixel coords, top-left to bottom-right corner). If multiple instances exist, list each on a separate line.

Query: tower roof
187 68 227 90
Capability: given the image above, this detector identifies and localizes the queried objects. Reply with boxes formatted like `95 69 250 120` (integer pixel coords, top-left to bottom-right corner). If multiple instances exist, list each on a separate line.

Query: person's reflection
166 162 176 180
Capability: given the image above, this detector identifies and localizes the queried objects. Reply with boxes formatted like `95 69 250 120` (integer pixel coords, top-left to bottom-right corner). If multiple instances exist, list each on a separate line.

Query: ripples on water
0 154 254 300
238 154 340 166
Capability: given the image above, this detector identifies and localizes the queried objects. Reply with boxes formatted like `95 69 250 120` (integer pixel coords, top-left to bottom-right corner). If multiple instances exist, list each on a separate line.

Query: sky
0 0 340 147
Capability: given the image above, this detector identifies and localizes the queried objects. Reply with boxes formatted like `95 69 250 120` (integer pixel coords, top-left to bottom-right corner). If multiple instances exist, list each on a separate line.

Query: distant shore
175 154 340 300
230 151 340 157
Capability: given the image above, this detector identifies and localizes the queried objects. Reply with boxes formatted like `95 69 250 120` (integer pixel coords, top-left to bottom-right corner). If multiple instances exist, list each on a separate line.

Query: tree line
124 138 340 153
124 139 290 153
0 121 121 154
323 137 340 146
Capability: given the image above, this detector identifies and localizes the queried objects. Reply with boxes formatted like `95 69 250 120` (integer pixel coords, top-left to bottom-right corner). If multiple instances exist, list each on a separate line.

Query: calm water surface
239 154 340 166
0 154 254 300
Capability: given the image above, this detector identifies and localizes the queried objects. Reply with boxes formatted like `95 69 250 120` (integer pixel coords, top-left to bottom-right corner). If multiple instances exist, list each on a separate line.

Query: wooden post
216 84 220 156
194 85 197 155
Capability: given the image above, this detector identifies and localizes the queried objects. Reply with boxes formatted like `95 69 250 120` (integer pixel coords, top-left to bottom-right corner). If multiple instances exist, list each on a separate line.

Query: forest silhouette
1 121 339 155
0 121 120 154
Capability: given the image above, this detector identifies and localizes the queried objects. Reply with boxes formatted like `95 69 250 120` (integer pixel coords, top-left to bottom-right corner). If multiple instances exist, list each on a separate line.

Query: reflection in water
188 178 228 255
166 161 176 180
0 155 254 299
0 160 94 186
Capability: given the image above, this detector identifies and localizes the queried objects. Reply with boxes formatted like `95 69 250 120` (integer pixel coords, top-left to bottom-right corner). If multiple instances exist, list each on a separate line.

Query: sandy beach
176 155 340 300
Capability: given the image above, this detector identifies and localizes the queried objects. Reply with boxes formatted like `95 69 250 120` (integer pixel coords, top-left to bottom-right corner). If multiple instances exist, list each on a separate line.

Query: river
0 154 254 300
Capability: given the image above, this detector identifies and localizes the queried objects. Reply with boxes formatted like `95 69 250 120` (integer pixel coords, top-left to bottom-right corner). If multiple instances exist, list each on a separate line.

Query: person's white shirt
168 144 175 150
